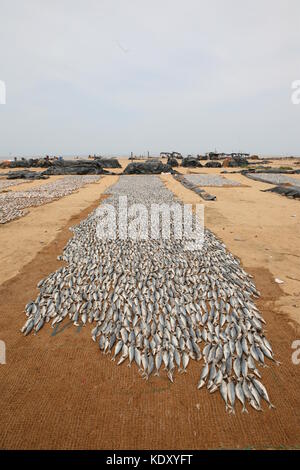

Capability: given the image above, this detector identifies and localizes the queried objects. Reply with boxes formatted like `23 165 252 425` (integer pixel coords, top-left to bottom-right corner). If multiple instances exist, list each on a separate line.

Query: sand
0 176 119 284
0 164 299 449
161 171 300 328
0 175 66 193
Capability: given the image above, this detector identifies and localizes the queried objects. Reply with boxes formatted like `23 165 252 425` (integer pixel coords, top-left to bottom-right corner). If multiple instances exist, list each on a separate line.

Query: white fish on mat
19 174 278 414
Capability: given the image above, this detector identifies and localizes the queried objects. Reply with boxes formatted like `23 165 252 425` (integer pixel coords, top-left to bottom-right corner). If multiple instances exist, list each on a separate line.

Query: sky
0 0 300 157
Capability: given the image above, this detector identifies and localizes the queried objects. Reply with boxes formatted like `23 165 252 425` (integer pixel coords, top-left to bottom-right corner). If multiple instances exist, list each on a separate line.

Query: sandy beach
0 159 299 450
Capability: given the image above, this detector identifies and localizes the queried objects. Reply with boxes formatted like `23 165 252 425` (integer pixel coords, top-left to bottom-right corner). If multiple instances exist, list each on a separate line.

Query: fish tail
269 403 276 409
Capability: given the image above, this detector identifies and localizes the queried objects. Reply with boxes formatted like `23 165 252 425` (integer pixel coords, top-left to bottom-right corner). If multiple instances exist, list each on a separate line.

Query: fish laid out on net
21 175 279 414
0 179 31 191
0 175 100 224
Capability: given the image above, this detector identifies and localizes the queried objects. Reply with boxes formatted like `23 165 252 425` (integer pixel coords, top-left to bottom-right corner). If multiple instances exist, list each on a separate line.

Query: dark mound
4 170 49 180
205 161 222 168
167 157 179 167
94 157 121 168
227 159 249 167
1 158 52 169
181 157 203 168
123 161 176 175
263 185 300 199
42 160 112 176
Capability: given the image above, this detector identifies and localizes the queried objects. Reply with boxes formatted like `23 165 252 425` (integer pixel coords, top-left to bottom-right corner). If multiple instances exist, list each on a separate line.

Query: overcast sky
0 0 299 157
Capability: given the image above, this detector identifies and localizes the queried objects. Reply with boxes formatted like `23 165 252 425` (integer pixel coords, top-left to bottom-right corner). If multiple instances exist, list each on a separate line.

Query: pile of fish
0 179 30 192
245 172 300 187
0 175 100 223
182 174 241 187
174 175 217 201
21 175 278 413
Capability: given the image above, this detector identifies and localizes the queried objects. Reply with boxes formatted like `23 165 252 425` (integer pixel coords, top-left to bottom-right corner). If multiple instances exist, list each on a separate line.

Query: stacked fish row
174 175 217 201
182 174 241 187
245 172 300 187
22 175 278 413
0 179 30 192
0 175 100 223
